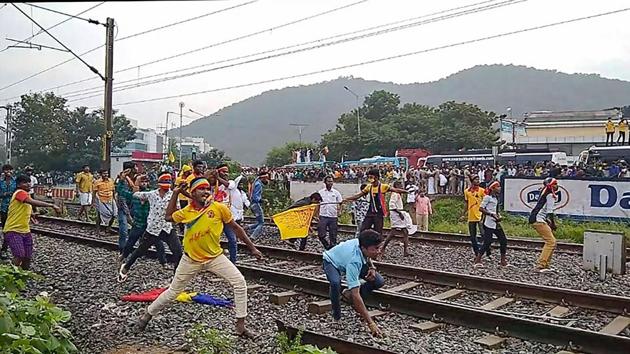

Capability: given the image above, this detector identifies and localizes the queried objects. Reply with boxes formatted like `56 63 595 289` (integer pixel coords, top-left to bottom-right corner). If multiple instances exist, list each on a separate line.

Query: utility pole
343 86 361 140
102 17 114 172
0 106 10 164
179 102 185 169
289 123 309 144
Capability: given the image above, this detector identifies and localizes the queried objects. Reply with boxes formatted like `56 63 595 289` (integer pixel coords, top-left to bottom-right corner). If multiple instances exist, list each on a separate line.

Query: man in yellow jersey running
135 177 263 338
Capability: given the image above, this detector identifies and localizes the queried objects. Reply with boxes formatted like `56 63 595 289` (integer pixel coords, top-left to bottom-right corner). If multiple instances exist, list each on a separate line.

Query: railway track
32 219 630 353
38 213 630 258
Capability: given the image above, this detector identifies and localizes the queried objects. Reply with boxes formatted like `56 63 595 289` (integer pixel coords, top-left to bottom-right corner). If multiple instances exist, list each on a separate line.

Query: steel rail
276 320 395 354
233 243 630 315
33 226 630 353
32 218 630 314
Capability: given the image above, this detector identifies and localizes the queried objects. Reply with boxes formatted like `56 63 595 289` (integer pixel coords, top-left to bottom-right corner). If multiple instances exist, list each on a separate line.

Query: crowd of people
0 154 587 340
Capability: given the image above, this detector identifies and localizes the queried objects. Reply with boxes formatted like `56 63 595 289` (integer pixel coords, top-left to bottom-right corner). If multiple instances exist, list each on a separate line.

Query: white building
122 119 164 154
177 136 211 159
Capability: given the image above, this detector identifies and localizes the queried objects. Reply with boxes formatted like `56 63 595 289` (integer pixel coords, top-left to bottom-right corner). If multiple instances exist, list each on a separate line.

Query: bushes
276 330 337 354
0 265 77 354
185 324 233 354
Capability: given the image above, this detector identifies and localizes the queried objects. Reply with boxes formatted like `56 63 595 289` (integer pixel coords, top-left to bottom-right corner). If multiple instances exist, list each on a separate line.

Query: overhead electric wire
64 0 526 102
59 0 508 98
1 0 370 99
89 6 630 108
0 0 260 93
25 2 104 25
10 3 105 80
0 2 105 54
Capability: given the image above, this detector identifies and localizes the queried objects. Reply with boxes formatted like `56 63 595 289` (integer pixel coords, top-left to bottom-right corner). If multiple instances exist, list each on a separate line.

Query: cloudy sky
1 0 629 131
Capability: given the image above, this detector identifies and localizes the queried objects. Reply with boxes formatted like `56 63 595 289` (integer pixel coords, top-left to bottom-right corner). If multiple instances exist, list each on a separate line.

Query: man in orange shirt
93 169 117 236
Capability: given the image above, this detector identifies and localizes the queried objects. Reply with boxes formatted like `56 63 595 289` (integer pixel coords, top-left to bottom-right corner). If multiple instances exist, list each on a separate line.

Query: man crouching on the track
135 177 263 338
323 229 385 337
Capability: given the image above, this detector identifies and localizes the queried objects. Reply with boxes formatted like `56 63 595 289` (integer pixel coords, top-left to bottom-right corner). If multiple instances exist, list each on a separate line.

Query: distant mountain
175 64 630 164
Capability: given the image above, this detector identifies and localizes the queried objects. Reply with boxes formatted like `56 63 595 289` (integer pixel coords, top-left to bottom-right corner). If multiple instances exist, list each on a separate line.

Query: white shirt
318 187 342 218
29 175 38 195
536 193 555 223
406 184 418 203
134 189 173 236
508 168 517 176
229 176 248 221
480 195 499 229
388 192 404 211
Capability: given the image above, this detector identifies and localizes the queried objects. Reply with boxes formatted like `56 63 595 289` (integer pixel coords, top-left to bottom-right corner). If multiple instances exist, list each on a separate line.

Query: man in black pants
118 172 182 282
474 181 508 267
343 169 407 235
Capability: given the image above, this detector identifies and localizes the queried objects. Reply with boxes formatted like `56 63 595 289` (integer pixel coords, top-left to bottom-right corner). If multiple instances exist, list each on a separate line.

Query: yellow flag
272 204 316 240
168 151 175 163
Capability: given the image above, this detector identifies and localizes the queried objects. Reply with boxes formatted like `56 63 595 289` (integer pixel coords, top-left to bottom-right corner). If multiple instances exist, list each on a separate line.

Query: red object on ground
395 148 431 167
121 288 167 302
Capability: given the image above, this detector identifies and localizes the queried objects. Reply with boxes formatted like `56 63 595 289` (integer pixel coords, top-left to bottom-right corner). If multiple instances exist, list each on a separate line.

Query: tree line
265 90 499 166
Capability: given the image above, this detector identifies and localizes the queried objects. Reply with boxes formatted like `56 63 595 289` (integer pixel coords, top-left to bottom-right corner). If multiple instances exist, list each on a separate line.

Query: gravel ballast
10 234 572 353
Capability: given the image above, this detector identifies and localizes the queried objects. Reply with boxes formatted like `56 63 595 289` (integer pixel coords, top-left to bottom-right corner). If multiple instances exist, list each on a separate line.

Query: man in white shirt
212 164 245 263
474 181 508 267
24 167 37 196
317 176 342 250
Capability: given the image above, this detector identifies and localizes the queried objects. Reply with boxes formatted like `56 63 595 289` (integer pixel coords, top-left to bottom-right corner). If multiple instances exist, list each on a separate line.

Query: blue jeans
224 223 238 263
247 203 264 239
118 207 128 251
122 226 167 265
322 259 385 320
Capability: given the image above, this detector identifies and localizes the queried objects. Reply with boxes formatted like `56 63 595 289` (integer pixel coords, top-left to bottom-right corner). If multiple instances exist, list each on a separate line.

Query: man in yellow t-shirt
176 164 193 206
617 118 628 146
93 169 117 235
75 165 94 221
4 175 60 269
135 177 262 338
605 117 616 146
463 175 487 257
343 169 407 234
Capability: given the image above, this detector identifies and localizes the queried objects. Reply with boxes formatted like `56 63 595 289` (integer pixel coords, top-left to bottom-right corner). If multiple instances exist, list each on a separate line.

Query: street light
343 86 360 140
179 102 185 169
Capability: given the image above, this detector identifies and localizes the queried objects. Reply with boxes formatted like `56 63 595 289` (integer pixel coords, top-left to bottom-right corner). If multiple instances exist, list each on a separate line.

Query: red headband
218 166 229 173
488 181 501 191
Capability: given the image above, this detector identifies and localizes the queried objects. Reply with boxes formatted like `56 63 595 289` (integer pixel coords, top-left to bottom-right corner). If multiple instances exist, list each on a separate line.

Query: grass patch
429 197 630 243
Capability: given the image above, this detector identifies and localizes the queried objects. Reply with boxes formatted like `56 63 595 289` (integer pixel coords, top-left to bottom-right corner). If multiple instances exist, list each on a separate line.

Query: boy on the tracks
323 229 385 337
135 177 263 338
4 175 60 270
529 177 558 272
474 181 508 267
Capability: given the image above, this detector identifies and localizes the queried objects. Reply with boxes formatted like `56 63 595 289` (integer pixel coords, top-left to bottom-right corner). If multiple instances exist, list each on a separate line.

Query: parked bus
425 151 567 166
578 146 630 166
340 156 408 169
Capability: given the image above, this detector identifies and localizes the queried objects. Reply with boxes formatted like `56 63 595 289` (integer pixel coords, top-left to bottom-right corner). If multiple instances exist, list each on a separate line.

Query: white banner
503 177 630 220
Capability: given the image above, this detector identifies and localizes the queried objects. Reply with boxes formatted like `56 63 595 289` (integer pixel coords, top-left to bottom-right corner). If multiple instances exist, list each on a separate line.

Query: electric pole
0 106 10 164
102 17 114 172
179 102 185 169
289 123 309 144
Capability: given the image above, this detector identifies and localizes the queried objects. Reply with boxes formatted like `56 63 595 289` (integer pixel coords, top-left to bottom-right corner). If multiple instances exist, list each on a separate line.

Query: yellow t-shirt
606 121 615 133
176 174 191 201
75 172 93 193
172 202 233 262
93 178 114 202
619 120 628 132
362 183 390 195
464 187 486 222
4 190 32 233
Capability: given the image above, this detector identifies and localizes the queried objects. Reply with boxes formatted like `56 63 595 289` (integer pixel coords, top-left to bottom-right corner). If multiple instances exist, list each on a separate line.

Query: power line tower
102 17 114 172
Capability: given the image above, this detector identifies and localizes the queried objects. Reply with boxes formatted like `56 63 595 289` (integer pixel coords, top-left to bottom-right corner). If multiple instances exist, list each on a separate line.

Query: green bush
185 324 233 354
0 265 77 354
276 330 337 354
